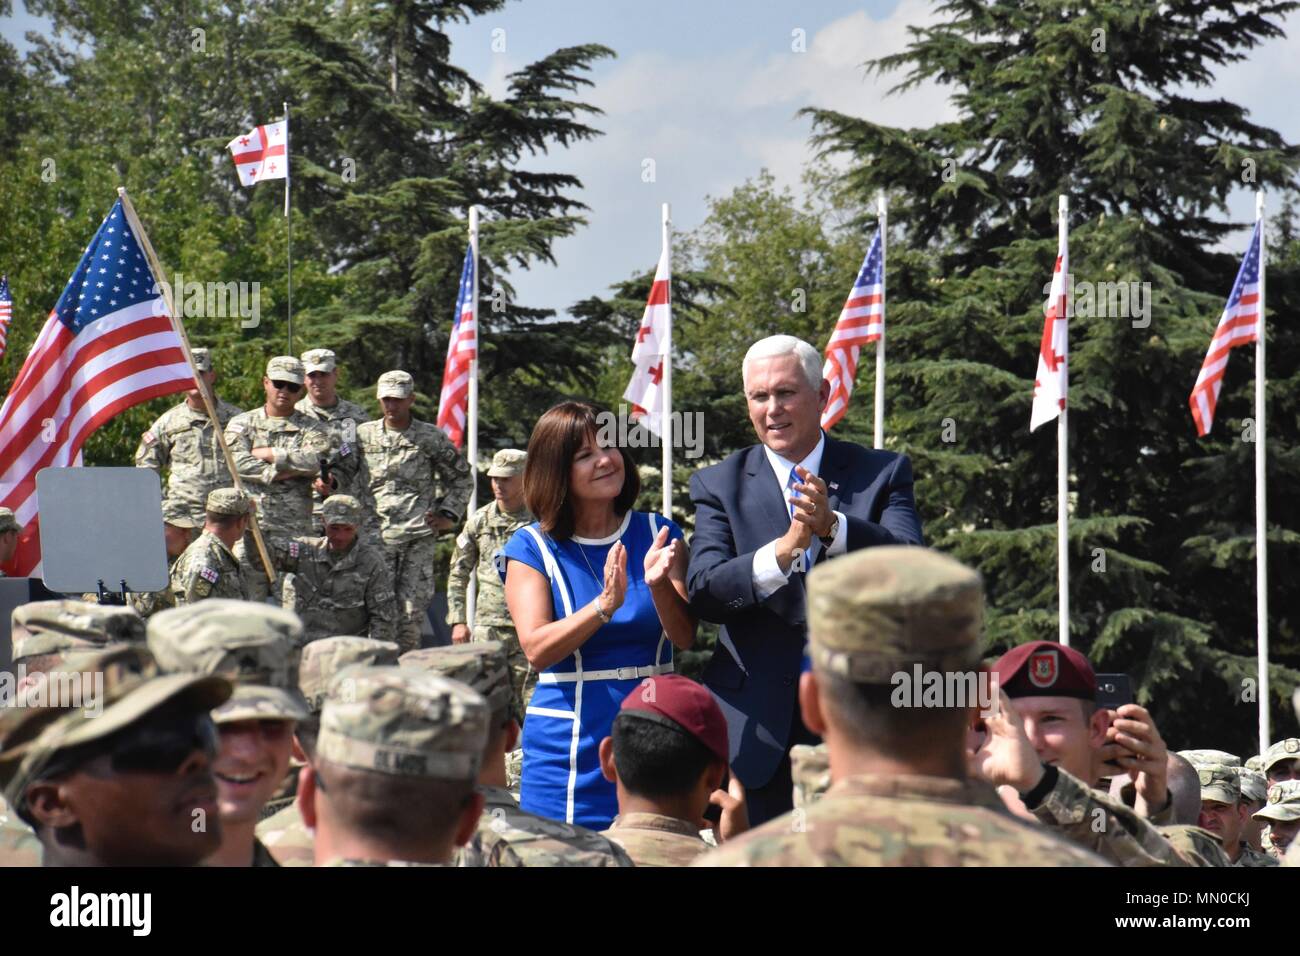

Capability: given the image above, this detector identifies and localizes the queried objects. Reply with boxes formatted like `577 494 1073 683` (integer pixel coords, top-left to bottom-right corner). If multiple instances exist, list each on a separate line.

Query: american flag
1030 237 1069 432
0 275 11 363
821 228 883 430
227 120 288 187
1189 222 1262 436
437 246 477 448
623 245 671 436
0 199 195 577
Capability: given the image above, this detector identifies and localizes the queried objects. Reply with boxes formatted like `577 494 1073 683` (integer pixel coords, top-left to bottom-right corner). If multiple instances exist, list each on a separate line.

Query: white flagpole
874 191 887 450
1058 194 1070 647
661 202 673 518
284 101 293 353
1255 190 1269 754
466 205 481 630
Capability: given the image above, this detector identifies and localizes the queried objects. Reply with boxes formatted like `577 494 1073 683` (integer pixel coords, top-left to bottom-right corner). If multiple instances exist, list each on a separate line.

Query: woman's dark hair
523 401 640 540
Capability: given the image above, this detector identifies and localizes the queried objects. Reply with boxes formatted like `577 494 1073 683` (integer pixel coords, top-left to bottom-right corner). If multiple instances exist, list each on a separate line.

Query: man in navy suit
686 335 925 825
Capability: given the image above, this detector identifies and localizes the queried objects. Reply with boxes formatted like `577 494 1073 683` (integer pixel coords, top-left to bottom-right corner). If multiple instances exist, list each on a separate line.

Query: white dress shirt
750 431 848 599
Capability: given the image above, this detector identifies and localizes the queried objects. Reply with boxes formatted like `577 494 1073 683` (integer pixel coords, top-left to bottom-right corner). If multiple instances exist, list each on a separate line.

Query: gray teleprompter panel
36 467 169 593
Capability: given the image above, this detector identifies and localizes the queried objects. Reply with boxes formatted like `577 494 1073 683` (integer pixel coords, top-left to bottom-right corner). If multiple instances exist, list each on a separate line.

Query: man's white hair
742 335 823 392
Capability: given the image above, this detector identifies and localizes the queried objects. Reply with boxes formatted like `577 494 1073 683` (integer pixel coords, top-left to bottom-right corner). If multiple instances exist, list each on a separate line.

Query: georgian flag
226 121 288 187
1030 234 1069 432
623 245 671 436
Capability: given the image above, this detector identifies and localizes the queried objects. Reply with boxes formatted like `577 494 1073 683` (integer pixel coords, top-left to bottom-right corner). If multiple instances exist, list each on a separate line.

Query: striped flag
0 198 195 577
436 246 477 448
0 275 11 363
226 120 288 187
1030 234 1069 431
1189 222 1262 436
624 244 671 436
821 228 883 430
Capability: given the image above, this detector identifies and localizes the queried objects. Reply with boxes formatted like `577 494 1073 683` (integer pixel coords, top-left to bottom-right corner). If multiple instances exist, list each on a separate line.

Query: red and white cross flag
1030 226 1069 431
227 121 288 187
623 243 671 437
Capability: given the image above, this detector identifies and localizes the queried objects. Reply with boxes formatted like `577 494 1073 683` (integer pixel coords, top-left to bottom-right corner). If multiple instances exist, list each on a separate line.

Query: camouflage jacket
170 531 246 604
1026 767 1197 866
295 396 369 515
224 407 332 540
354 419 472 545
791 743 831 810
458 785 635 867
0 797 41 867
603 812 709 867
1158 825 1232 866
275 536 398 643
135 398 242 522
694 773 1110 867
1233 842 1279 867
255 800 314 867
446 500 533 627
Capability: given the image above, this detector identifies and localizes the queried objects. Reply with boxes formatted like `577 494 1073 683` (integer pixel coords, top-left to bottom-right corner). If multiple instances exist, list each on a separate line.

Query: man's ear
598 736 617 784
817 377 831 413
504 719 521 754
704 757 725 794
25 781 80 830
1087 704 1111 750
290 734 308 765
453 791 486 848
799 671 827 737
296 764 317 830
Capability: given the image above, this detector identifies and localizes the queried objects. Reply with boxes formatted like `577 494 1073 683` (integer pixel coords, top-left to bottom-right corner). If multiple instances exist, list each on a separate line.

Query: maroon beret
618 674 729 764
992 640 1096 701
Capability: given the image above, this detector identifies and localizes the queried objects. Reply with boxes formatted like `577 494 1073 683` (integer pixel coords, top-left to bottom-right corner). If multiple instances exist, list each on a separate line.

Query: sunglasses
270 380 303 393
107 711 219 775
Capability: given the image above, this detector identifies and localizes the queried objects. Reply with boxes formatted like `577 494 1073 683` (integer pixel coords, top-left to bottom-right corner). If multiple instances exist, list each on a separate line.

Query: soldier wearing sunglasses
0 645 232 867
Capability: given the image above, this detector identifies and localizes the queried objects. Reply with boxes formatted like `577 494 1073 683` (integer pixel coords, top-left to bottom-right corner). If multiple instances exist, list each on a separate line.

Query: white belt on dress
535 663 675 684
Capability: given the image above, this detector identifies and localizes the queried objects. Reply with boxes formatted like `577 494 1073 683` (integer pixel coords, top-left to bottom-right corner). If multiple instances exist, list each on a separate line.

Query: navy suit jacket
686 436 925 788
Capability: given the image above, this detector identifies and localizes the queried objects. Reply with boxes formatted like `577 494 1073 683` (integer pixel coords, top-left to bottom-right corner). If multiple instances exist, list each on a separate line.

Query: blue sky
4 0 1297 317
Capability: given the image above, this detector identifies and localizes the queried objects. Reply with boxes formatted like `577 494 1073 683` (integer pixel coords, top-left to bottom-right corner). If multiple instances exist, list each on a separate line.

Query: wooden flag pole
874 191 887 450
661 202 673 518
118 187 277 581
1255 190 1270 754
466 205 480 629
1058 194 1070 648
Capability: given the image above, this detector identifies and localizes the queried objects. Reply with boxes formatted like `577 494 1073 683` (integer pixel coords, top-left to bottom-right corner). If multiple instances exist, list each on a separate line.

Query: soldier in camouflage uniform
1239 766 1269 852
1179 748 1241 767
127 499 197 617
790 742 831 810
354 370 472 652
399 642 633 867
697 547 1107 867
171 488 252 605
1261 736 1300 785
275 494 398 644
148 600 309 867
0 507 21 571
135 347 243 526
0 600 149 866
299 665 489 866
1254 779 1300 858
256 636 400 865
0 644 231 866
447 448 534 712
224 356 334 602
296 348 369 530
1187 763 1277 866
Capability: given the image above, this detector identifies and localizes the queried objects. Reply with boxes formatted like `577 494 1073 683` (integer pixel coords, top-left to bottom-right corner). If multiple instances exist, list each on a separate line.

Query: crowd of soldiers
0 346 1298 867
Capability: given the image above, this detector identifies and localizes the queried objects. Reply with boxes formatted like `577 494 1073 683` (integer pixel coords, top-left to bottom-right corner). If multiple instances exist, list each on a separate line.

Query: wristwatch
818 513 840 547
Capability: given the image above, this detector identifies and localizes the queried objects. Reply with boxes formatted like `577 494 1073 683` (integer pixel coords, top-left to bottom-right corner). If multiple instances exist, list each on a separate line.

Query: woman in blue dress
501 401 696 829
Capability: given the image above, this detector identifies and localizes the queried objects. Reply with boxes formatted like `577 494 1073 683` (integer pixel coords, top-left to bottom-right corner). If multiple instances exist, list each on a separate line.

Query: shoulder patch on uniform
228 422 245 434
288 541 301 558
200 566 220 584
142 430 157 445
339 443 352 457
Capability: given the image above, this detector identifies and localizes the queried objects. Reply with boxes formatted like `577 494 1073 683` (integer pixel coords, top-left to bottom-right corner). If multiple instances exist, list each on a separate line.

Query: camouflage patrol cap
146 600 308 723
399 642 514 719
0 508 21 534
206 487 251 517
11 600 145 665
0 645 230 809
1179 749 1242 768
299 637 401 715
376 370 414 399
487 449 527 478
1262 738 1300 773
301 348 336 374
1198 764 1240 804
162 499 198 529
317 666 488 780
321 494 364 528
190 348 213 373
266 355 305 386
1240 768 1269 804
1254 780 1300 823
806 545 983 683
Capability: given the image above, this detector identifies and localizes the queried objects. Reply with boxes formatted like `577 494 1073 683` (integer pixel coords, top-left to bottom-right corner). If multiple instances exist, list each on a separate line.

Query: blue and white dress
500 509 684 829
